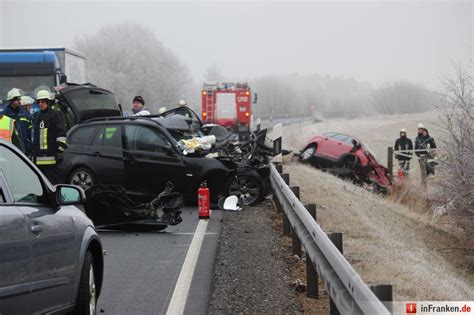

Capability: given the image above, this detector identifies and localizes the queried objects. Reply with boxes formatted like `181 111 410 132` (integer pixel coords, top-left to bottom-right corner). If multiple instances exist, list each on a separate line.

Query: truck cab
0 48 86 103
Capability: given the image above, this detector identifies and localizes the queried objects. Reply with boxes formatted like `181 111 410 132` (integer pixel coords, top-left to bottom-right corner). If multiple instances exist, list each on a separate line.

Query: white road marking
172 232 217 235
166 218 210 315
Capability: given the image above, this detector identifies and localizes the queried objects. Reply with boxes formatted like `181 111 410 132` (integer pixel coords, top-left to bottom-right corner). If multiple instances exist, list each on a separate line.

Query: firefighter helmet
417 123 425 129
36 90 53 101
178 99 187 107
21 96 35 106
7 88 22 101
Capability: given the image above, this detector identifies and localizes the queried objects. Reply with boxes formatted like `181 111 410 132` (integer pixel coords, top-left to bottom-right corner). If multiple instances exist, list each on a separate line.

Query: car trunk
59 85 122 124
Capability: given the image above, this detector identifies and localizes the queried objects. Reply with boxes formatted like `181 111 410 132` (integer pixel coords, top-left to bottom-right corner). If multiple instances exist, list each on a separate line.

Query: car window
323 132 337 138
65 89 119 111
129 125 171 153
92 125 122 148
124 125 138 149
332 134 350 142
69 125 99 145
0 146 47 204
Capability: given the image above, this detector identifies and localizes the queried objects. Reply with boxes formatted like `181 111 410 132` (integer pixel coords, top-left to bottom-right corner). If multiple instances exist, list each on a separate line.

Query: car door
123 124 187 198
0 144 76 313
326 133 351 160
0 161 31 315
89 124 125 186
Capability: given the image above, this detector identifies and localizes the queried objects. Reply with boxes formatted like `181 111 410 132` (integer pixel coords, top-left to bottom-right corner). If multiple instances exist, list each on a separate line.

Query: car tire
73 251 97 315
299 144 316 162
225 171 264 206
70 167 96 191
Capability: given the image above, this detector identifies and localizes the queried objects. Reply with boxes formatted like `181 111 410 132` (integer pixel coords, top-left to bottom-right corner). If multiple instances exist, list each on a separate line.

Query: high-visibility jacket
32 107 66 166
3 105 32 155
0 115 15 142
0 115 23 151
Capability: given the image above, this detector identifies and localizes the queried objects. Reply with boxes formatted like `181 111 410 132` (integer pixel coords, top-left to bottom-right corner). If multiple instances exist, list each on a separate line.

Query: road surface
96 208 222 314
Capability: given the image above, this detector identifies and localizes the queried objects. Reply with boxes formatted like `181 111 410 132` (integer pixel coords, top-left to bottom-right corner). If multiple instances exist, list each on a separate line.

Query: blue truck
0 48 122 130
0 47 86 102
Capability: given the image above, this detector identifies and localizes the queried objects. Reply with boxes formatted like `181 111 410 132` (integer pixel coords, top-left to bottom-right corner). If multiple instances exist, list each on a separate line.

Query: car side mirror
56 185 86 205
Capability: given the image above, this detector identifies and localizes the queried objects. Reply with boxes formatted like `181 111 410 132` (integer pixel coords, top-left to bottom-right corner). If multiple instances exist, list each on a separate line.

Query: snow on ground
286 163 473 301
280 112 473 301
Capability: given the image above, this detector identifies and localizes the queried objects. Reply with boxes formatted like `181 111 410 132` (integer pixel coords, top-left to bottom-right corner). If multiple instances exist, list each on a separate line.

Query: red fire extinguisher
198 181 210 219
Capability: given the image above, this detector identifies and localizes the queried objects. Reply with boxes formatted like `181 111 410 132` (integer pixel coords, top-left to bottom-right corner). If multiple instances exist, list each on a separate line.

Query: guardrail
270 163 392 314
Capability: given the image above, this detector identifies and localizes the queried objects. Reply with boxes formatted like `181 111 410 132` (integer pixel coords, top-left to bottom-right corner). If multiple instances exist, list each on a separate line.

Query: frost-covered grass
286 163 473 301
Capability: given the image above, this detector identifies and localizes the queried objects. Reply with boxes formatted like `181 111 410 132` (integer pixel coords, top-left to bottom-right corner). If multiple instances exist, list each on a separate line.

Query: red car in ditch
299 132 391 191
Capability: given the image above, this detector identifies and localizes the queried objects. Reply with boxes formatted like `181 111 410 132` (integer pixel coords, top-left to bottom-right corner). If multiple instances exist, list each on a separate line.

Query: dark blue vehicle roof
0 51 57 63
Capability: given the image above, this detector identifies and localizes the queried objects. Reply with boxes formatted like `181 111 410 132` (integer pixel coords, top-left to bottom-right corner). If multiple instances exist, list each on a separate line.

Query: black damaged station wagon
60 116 266 206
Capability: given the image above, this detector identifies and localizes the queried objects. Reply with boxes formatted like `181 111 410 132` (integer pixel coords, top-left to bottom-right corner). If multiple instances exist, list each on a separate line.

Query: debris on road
85 182 183 228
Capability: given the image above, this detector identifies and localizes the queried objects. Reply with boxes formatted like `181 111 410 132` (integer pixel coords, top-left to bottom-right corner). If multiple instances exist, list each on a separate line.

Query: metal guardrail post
328 232 344 315
281 176 292 234
284 187 299 236
269 164 390 314
420 156 427 187
283 213 291 235
387 147 394 178
304 203 317 221
275 164 283 174
370 285 393 314
305 203 319 298
291 186 302 258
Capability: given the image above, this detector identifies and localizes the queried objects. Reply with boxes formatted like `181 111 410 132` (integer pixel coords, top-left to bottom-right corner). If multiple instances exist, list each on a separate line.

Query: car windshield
0 75 55 100
0 145 46 204
362 142 377 158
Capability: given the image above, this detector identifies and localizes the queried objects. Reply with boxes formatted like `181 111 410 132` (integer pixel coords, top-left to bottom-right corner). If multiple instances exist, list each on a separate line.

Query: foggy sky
1 0 472 89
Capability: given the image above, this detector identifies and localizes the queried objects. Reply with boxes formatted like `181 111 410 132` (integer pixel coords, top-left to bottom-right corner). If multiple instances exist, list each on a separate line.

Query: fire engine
201 82 255 140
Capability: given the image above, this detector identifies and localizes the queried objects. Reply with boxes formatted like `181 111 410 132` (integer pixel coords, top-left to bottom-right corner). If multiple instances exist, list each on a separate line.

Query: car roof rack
83 115 166 126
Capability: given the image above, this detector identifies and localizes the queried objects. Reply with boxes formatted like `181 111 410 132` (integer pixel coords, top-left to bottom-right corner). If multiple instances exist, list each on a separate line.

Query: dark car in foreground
0 139 103 314
299 132 391 190
61 116 267 208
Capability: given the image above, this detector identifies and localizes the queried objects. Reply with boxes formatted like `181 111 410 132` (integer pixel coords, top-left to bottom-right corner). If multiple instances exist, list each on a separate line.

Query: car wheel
226 172 264 206
299 144 316 162
70 167 96 191
73 251 96 315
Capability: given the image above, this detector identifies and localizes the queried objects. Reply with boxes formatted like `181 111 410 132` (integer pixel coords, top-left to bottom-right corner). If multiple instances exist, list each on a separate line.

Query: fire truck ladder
206 91 214 122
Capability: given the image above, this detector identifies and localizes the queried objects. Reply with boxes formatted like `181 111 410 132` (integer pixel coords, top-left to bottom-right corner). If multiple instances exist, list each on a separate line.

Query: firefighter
132 95 151 116
176 99 191 117
32 90 67 184
394 128 413 172
0 106 23 150
415 123 437 176
3 88 32 155
20 96 35 115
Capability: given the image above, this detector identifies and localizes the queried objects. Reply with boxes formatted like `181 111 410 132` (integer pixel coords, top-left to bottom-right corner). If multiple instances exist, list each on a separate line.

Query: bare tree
75 22 192 113
204 64 224 82
438 64 474 233
373 81 438 114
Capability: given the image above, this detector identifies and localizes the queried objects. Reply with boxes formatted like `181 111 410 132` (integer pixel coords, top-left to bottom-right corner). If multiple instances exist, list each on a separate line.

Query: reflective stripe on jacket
32 107 66 166
0 115 15 142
